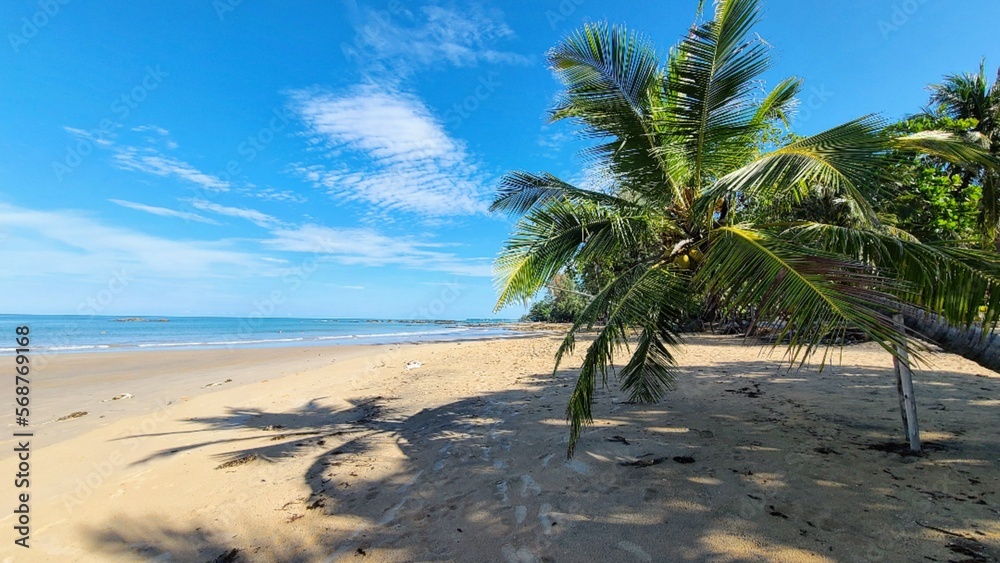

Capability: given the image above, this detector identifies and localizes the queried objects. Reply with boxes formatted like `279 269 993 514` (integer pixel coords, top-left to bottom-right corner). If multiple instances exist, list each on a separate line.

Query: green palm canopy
927 59 1000 242
491 0 1000 455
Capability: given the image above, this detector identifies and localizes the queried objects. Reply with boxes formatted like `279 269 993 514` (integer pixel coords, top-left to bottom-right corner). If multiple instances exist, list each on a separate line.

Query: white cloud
247 188 308 203
290 86 490 217
64 126 114 147
263 224 492 277
110 199 219 224
113 147 230 192
189 200 282 228
131 125 170 136
0 203 269 280
347 3 530 77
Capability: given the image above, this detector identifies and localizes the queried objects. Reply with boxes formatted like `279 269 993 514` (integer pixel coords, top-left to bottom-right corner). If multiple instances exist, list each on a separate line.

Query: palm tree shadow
122 396 395 466
80 359 1000 562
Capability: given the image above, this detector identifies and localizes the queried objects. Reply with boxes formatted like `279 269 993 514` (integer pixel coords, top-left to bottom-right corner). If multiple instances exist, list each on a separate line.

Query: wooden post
892 314 921 453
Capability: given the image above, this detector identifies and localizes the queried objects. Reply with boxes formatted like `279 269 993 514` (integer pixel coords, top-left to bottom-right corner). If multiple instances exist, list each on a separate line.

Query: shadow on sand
86 348 1000 562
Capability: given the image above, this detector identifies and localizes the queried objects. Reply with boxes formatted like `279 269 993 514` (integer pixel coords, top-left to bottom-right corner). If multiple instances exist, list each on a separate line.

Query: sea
0 314 521 355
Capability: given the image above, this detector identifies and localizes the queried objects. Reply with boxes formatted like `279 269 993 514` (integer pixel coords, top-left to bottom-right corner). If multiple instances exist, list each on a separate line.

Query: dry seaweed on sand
214 453 259 470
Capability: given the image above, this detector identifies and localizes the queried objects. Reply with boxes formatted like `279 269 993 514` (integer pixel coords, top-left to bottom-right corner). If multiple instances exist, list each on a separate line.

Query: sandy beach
2 334 998 562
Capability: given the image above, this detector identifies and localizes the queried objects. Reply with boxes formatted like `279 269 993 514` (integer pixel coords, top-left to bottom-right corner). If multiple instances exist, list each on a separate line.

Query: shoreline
3 334 997 561
0 319 551 357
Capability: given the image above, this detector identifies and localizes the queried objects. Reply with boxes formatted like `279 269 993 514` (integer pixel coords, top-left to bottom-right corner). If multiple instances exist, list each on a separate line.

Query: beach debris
356 548 367 556
306 498 325 510
606 435 631 445
215 453 258 470
210 548 241 563
404 360 423 370
916 521 969 539
725 383 762 398
203 379 233 388
620 455 667 467
57 411 88 421
262 424 285 431
102 393 133 402
768 506 789 519
673 456 696 464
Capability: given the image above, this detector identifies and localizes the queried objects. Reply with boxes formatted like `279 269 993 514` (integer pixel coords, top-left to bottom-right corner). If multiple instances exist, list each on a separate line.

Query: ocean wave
0 323 516 355
314 328 470 340
137 337 307 348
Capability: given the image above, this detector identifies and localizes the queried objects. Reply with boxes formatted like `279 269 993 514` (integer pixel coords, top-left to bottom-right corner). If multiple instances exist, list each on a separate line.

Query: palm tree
886 63 1000 370
491 0 1000 455
927 59 1000 242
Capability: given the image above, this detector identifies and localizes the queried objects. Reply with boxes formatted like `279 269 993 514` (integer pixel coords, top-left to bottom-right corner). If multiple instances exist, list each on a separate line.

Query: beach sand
2 334 998 562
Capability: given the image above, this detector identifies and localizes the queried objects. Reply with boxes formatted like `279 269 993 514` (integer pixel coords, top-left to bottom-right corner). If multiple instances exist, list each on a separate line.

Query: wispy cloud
290 86 490 218
131 125 170 136
62 126 222 190
190 200 282 228
0 203 267 279
264 224 492 277
131 125 178 149
110 198 219 224
64 126 114 147
113 146 230 192
246 187 308 204
347 3 530 78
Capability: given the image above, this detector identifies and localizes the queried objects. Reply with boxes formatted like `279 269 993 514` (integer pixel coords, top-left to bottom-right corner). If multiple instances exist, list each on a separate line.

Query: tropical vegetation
491 0 1000 454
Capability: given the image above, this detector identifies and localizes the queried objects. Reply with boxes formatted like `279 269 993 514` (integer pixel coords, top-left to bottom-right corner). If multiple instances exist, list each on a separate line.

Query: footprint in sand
520 475 541 497
496 481 509 505
514 505 527 524
501 544 538 563
537 503 555 534
617 540 653 562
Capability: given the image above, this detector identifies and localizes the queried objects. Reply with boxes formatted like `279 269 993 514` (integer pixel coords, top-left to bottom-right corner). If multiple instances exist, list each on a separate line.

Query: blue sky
2 0 999 319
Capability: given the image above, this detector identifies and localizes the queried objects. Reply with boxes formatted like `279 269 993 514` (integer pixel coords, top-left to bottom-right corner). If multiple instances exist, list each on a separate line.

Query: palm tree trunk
892 314 920 452
902 306 1000 374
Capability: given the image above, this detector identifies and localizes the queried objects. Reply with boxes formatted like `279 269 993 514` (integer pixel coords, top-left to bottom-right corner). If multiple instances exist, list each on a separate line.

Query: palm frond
548 22 676 201
783 222 1000 330
554 263 687 455
893 130 1000 171
490 171 635 216
660 0 774 186
698 225 912 366
494 200 651 310
703 116 889 224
